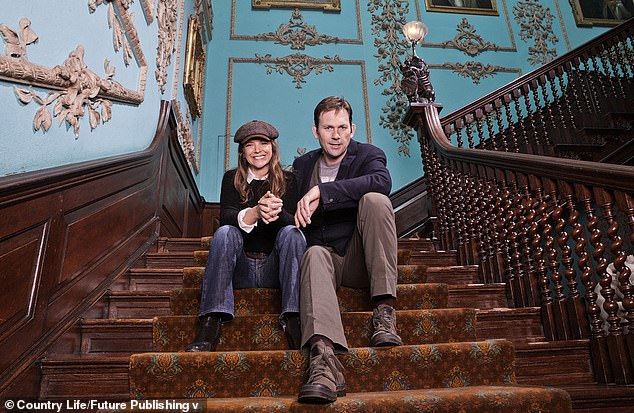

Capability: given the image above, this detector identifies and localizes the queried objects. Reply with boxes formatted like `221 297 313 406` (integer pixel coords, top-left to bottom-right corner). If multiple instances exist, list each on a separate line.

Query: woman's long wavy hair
233 139 286 203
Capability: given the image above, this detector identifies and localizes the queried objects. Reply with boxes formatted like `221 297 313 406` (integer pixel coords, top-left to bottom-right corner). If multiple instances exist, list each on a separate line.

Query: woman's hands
243 191 283 225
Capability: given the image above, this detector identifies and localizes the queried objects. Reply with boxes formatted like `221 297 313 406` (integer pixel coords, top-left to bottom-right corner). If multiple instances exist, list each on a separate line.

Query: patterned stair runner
124 240 572 412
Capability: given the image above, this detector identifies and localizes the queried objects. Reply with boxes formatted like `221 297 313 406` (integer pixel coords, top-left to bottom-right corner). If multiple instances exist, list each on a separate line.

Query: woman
187 120 306 352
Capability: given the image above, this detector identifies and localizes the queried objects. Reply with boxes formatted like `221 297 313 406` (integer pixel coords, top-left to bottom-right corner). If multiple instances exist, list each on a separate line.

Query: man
293 96 401 404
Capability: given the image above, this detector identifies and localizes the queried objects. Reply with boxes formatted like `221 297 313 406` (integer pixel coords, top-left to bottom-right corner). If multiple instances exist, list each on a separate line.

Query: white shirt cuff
238 208 257 233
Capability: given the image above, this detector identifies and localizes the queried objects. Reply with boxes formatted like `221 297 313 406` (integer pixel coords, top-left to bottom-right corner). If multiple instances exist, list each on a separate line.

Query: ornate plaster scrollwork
255 53 341 89
172 99 199 173
156 0 179 94
253 8 340 50
438 61 508 85
513 1 559 65
441 18 501 57
368 0 414 157
0 18 142 138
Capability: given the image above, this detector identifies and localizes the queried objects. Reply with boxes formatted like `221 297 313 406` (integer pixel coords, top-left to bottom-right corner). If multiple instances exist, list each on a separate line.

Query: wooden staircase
38 236 634 411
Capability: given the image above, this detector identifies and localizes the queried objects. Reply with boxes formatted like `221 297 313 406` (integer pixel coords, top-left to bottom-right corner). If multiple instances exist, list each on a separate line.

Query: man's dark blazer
292 139 392 255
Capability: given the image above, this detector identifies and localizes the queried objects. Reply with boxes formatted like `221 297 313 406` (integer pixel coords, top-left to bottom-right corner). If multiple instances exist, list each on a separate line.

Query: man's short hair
314 96 353 127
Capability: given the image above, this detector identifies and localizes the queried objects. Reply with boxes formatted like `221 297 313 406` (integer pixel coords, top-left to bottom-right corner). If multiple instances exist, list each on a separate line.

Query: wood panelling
0 101 202 398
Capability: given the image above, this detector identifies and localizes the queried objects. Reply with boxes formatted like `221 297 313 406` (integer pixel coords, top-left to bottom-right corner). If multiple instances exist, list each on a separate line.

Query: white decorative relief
172 99 199 173
156 0 179 94
88 0 148 97
0 17 38 59
0 18 143 138
141 0 156 24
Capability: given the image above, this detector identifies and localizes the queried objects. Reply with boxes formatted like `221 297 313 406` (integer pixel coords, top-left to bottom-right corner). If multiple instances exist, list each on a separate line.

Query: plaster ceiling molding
368 0 414 157
513 1 559 65
88 0 148 97
252 8 341 50
438 61 509 84
441 18 502 57
156 0 179 94
172 99 199 173
254 52 341 89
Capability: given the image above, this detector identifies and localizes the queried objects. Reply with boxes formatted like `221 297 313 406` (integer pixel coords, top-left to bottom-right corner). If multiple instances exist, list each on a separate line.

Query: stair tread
185 386 572 412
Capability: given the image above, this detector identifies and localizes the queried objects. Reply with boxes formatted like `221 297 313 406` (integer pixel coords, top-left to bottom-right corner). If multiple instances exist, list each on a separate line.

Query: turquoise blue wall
199 0 614 201
0 0 203 179
0 1 618 202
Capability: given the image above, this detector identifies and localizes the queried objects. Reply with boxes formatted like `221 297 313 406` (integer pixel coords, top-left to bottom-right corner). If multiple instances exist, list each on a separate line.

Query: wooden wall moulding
252 0 341 12
0 100 202 398
183 15 205 119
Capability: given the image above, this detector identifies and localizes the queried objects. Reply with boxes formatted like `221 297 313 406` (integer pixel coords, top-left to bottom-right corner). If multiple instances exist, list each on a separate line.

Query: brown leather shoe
298 340 346 403
370 304 403 347
186 315 222 352
283 313 302 350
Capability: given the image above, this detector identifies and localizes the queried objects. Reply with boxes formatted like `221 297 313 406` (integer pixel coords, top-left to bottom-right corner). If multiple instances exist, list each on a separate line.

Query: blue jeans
198 225 305 322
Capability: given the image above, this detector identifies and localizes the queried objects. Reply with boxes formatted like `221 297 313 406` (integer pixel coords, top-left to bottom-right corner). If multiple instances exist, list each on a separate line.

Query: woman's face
242 138 273 177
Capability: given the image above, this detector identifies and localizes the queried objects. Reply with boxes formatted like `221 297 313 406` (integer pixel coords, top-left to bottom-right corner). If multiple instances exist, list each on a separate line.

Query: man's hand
295 185 320 228
258 191 283 224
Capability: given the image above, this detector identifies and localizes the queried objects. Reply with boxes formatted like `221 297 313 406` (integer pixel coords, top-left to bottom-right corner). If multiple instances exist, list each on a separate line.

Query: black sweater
219 169 298 254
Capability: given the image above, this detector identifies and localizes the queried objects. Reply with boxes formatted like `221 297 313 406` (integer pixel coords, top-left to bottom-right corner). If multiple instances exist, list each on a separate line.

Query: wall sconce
400 20 435 104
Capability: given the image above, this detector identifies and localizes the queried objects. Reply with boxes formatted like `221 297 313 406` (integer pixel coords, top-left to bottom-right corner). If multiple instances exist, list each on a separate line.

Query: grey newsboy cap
234 120 279 144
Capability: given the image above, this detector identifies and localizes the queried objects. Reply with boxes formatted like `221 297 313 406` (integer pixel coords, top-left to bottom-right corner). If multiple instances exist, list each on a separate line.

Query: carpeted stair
126 237 572 412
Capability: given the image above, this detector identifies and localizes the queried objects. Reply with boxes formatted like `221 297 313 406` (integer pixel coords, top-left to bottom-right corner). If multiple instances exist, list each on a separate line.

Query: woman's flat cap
234 120 279 143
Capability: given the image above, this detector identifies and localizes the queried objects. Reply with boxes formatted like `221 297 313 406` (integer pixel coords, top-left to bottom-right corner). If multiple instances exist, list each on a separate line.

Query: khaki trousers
299 192 398 351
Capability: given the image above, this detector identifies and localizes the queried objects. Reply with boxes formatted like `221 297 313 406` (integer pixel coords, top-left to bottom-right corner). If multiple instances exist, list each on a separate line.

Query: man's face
312 109 356 166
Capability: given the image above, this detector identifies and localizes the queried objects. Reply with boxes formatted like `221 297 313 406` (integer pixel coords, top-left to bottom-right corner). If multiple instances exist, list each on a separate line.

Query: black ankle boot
283 313 301 350
186 315 222 352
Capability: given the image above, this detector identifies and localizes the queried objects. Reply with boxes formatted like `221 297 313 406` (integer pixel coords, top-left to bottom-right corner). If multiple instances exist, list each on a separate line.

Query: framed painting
571 0 633 27
425 0 498 16
252 0 341 12
183 16 205 119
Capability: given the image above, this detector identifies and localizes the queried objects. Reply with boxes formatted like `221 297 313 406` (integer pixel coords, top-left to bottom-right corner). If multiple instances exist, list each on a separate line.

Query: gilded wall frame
183 16 205 119
570 0 633 27
252 0 341 11
425 0 498 16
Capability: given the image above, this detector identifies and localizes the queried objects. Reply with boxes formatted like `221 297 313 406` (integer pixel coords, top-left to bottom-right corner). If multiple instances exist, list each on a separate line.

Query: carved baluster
518 173 539 306
559 181 589 339
452 166 467 264
540 74 557 132
488 170 508 284
583 53 602 112
474 109 486 149
597 44 620 99
455 119 465 148
485 103 504 152
604 42 626 99
595 188 634 384
465 165 481 265
548 66 575 128
530 176 556 340
522 84 541 148
556 66 577 129
571 59 594 114
531 79 551 145
502 94 519 152
614 191 634 351
465 114 475 149
620 34 634 78
513 89 530 147
543 178 571 340
475 165 492 282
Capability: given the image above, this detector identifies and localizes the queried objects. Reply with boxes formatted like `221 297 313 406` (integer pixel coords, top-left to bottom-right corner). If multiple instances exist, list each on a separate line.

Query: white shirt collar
247 168 268 183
